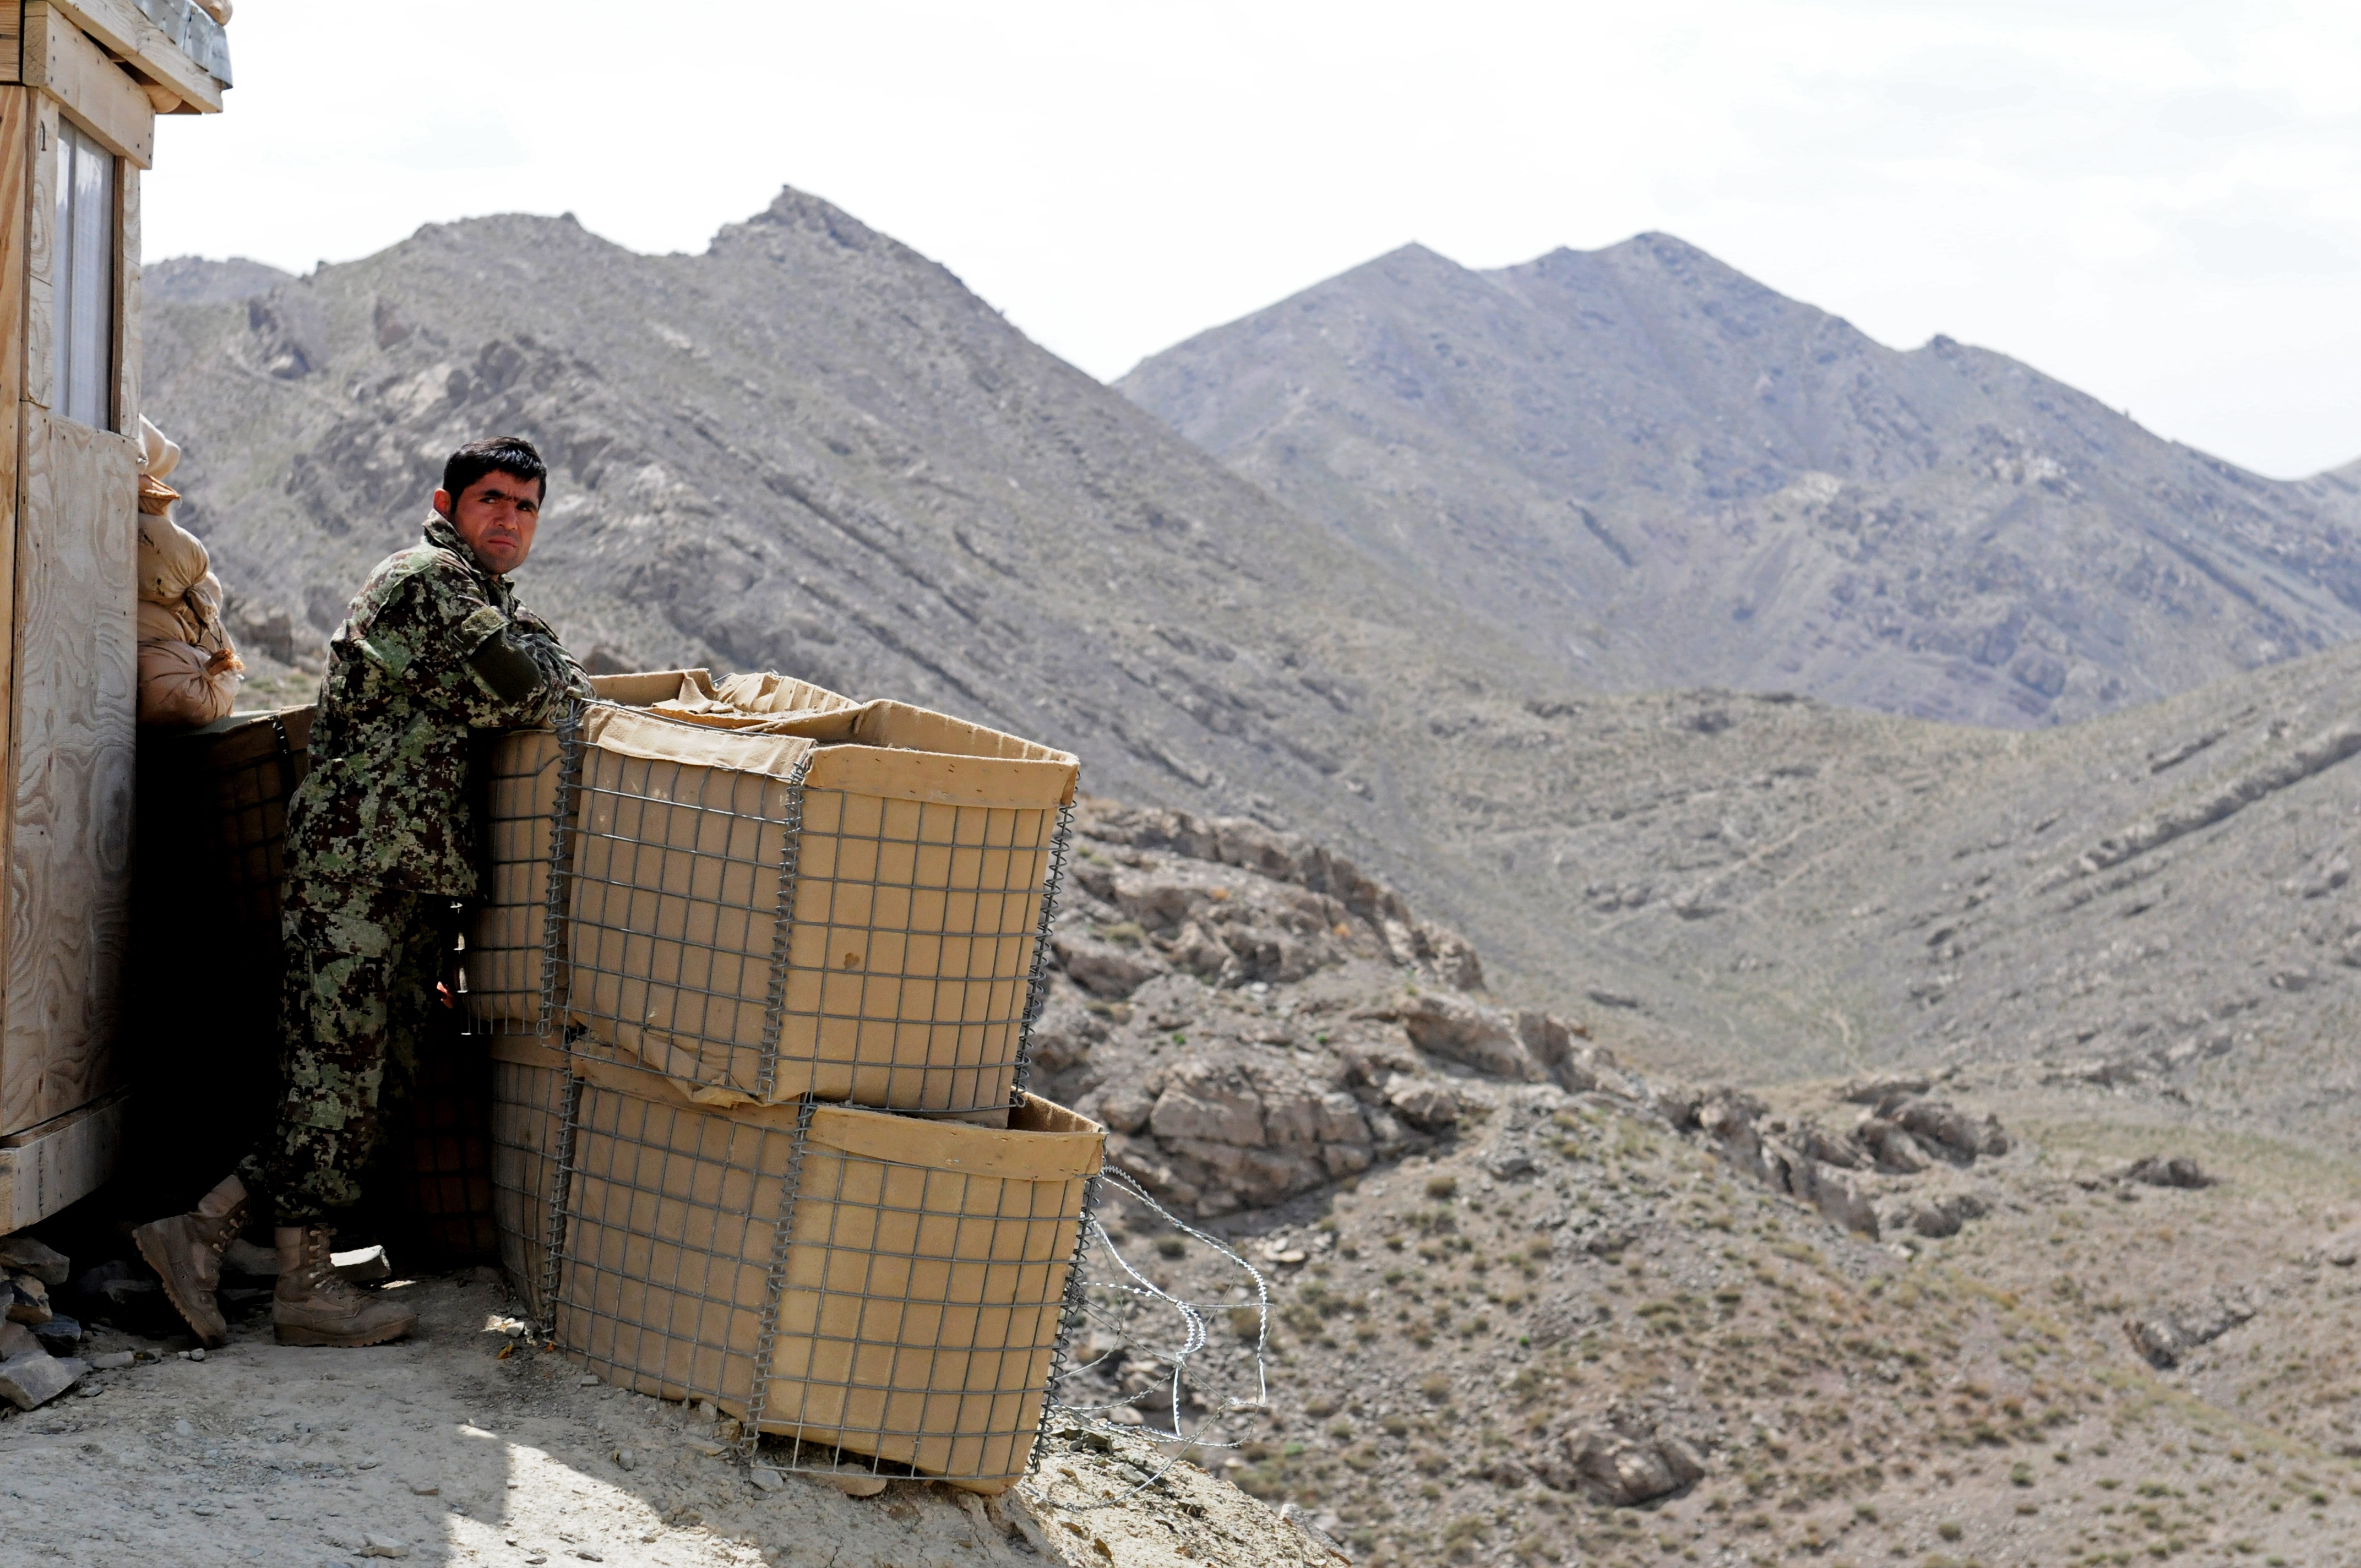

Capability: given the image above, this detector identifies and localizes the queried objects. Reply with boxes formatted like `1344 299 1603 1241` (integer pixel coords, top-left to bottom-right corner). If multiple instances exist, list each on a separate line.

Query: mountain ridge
1119 230 2361 728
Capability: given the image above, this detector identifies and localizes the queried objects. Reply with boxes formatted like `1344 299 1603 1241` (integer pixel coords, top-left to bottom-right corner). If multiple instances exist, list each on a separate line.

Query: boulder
1398 992 1544 1082
0 1236 69 1287
1893 1098 1984 1163
1541 1419 1707 1505
1844 1074 1932 1104
1384 1074 1459 1131
0 1351 85 1411
2125 1289 2254 1368
1857 1118 1929 1174
1052 931 1168 998
1792 1121 1867 1170
1881 1192 1990 1240
1517 1012 1630 1096
2121 1155 2213 1189
1148 1059 1267 1146
1162 921 1231 980
1770 1148 1881 1236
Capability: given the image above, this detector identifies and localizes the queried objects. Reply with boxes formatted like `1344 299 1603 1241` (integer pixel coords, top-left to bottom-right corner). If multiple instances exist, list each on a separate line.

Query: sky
146 0 2361 478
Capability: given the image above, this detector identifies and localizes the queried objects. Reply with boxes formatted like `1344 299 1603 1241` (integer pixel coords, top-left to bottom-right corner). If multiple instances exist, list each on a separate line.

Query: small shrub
1937 1521 1962 1542
1426 1174 1459 1199
1155 1235 1186 1259
1419 1374 1452 1402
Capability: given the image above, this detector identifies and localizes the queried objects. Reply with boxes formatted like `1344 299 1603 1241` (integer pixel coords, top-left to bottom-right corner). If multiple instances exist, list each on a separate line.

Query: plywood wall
0 80 143 1151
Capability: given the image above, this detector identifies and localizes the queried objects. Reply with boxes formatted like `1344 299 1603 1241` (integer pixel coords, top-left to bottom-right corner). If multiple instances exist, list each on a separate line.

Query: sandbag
138 414 182 481
138 639 242 727
137 597 202 646
137 512 211 603
491 1036 1101 1491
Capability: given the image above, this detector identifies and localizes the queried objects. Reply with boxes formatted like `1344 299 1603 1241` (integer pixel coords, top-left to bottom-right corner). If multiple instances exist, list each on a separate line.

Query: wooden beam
0 89 31 1141
21 91 46 414
0 1087 124 1228
41 0 216 115
0 4 25 85
23 3 150 167
111 153 129 429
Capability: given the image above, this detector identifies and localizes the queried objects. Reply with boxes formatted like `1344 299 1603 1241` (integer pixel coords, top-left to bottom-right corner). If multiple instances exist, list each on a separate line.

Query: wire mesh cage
126 706 315 1197
487 1039 1103 1491
488 1037 572 1323
472 695 1078 1118
384 1014 501 1266
465 726 574 1034
464 671 719 1036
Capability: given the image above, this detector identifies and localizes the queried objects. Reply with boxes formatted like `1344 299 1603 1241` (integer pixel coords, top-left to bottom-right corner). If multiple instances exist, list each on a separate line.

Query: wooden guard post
0 0 226 1232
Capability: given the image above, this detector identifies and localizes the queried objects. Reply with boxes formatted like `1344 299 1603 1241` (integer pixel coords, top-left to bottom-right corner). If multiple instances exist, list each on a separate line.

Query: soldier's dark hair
440 436 547 505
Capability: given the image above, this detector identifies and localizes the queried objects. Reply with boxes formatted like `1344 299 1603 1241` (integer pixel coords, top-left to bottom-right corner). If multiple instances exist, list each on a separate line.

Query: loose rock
0 1350 85 1409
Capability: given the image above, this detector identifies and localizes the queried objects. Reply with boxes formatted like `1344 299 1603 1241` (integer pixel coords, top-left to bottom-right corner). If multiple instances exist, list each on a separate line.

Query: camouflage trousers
238 876 459 1226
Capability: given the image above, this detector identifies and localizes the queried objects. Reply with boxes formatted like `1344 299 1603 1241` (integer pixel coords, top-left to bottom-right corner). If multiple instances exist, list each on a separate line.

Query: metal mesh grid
488 1044 1095 1490
464 725 573 1034
488 1044 569 1325
390 1027 499 1264
743 1113 1081 1482
197 709 309 959
559 729 1068 1116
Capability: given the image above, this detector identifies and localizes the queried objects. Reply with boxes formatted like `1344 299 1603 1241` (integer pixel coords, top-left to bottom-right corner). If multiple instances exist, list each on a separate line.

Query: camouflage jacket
284 512 591 895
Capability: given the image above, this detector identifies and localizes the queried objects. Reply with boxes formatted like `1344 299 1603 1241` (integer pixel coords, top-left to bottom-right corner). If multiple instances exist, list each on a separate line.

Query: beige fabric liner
487 1036 1102 1491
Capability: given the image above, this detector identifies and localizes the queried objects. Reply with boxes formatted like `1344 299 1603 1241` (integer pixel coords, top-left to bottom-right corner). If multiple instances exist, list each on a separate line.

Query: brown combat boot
271 1226 417 1347
133 1174 249 1348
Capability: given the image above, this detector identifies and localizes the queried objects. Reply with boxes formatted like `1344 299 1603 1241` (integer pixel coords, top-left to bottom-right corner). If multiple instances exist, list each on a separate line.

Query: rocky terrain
11 756 2361 1566
1120 234 2361 729
0 1264 1334 1567
1021 799 2361 1567
1386 633 2361 1164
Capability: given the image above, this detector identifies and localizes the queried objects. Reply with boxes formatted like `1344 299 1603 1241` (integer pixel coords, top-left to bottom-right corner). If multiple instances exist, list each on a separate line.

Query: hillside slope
1398 635 2361 1159
140 190 1563 944
1119 235 2361 728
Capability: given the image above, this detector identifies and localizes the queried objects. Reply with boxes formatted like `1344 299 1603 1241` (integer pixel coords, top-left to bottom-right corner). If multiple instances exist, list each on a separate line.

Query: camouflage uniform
243 512 591 1224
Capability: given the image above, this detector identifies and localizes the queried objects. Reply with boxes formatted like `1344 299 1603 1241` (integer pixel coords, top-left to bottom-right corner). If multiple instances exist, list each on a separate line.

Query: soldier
136 435 589 1348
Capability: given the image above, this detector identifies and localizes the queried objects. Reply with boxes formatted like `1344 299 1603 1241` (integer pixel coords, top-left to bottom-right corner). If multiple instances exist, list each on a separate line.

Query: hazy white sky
149 0 2361 477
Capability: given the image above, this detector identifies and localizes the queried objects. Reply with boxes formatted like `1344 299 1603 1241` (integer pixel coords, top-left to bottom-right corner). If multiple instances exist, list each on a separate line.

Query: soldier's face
437 474 542 575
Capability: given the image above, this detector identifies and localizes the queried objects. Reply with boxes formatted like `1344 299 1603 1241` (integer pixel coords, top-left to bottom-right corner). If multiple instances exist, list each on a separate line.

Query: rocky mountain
1119 235 2361 728
140 189 1569 941
142 254 291 306
143 199 2361 1157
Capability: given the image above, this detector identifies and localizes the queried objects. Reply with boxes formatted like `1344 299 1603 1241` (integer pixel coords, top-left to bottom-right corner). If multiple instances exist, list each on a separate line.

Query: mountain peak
1120 233 2361 729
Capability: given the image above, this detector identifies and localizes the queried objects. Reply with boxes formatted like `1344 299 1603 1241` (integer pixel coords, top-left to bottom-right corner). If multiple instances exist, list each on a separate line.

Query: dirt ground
0 1272 1336 1568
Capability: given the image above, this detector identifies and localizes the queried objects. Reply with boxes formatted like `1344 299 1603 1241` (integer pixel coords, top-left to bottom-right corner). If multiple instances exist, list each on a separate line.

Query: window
53 118 115 430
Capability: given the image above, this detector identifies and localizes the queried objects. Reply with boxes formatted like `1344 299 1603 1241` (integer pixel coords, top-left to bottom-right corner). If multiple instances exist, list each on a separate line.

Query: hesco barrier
467 677 1079 1119
466 671 743 1030
486 1036 1103 1491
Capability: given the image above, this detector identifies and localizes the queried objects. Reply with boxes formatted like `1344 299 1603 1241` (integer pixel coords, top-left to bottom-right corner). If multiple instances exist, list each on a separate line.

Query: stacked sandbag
134 417 243 727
